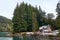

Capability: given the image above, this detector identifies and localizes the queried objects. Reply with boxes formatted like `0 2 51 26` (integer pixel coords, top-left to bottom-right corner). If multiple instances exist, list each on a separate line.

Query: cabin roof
39 25 51 30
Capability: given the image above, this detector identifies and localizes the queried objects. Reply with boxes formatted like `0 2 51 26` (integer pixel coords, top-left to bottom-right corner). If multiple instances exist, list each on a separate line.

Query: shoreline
0 33 60 37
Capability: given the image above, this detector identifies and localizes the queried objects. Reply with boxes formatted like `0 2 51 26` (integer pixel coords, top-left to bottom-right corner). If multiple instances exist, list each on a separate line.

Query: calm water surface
0 36 60 40
0 37 12 40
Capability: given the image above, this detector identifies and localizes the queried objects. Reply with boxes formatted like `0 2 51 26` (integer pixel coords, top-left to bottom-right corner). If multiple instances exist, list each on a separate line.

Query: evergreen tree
32 12 38 32
12 2 28 33
56 1 60 29
12 3 20 33
12 2 44 33
37 6 46 26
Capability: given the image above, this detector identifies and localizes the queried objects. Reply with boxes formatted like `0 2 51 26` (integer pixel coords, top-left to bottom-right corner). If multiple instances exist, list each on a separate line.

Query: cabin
39 25 59 35
39 25 52 32
39 25 52 35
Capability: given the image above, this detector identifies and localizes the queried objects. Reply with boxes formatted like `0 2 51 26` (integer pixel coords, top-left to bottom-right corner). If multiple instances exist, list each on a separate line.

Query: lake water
0 36 60 40
0 37 12 40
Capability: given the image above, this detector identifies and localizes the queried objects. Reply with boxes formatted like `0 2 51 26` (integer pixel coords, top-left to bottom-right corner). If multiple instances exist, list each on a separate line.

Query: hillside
0 16 13 32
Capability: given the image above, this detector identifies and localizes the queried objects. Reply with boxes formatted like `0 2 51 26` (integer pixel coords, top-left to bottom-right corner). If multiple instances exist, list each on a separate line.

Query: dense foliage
12 2 46 33
12 1 60 33
0 16 13 32
55 2 60 29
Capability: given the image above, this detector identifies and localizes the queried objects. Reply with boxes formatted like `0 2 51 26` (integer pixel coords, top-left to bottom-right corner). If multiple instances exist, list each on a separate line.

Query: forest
12 2 60 33
0 2 60 33
0 16 12 32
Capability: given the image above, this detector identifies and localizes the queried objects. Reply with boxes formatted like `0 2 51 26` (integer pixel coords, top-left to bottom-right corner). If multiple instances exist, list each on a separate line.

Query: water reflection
0 36 60 40
13 36 23 40
12 36 60 40
12 36 44 40
0 37 12 40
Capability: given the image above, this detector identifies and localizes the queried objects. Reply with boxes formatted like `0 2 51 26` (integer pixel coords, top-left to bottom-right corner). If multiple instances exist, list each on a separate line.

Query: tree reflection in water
13 36 23 40
13 36 60 40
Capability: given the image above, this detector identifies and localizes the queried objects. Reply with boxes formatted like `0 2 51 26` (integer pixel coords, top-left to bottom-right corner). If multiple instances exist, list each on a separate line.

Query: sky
0 0 59 19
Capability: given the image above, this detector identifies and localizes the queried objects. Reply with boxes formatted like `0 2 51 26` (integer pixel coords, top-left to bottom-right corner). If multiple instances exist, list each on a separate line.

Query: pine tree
12 3 20 33
12 2 28 33
56 1 60 29
12 2 42 33
32 12 38 32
